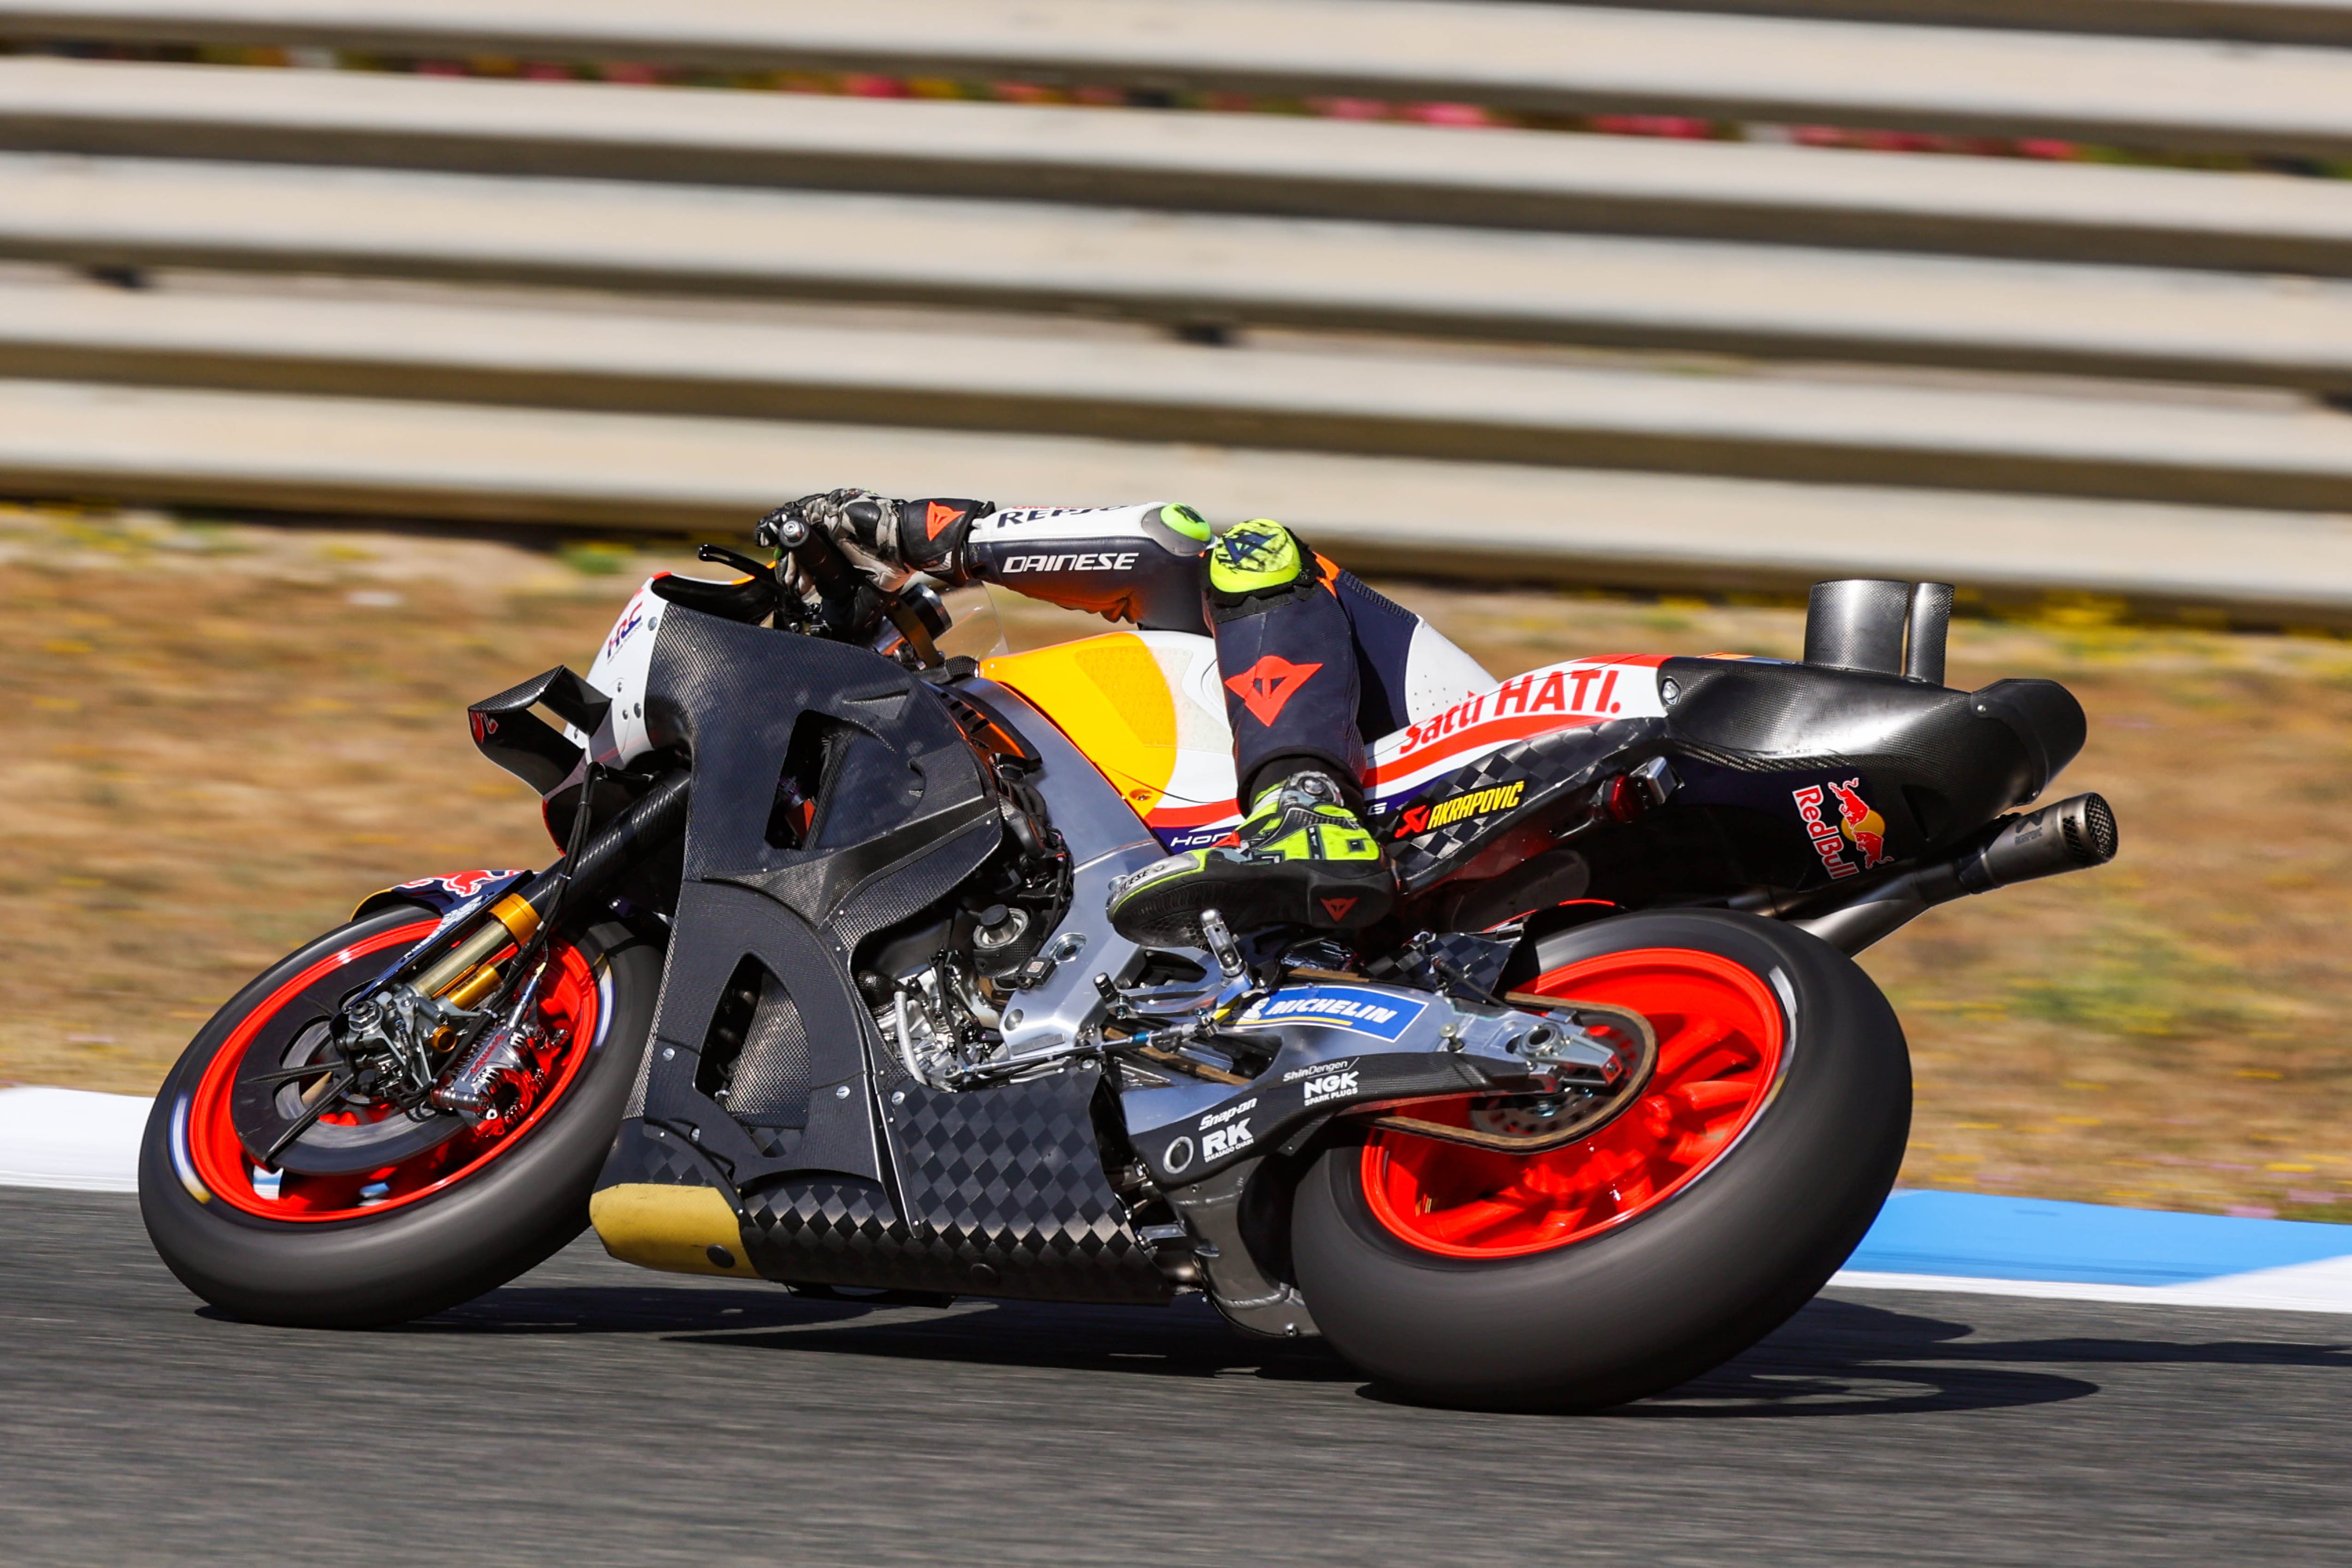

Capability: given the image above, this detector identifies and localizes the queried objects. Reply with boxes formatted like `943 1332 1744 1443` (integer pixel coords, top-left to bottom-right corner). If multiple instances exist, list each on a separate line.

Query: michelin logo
1242 985 1430 1043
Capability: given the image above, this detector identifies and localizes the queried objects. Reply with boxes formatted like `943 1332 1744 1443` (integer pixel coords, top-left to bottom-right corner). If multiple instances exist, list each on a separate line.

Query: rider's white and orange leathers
904 498 1490 808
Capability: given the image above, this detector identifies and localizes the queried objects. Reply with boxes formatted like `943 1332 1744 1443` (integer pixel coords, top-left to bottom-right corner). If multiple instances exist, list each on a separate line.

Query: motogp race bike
141 525 2115 1410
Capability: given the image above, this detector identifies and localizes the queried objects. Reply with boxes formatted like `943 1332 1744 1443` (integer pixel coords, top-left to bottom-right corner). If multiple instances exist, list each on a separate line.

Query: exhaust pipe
1795 792 2117 954
1804 578 1955 685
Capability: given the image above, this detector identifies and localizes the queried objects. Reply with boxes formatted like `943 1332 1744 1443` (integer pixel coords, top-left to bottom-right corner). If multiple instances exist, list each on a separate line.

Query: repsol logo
1000 551 1139 573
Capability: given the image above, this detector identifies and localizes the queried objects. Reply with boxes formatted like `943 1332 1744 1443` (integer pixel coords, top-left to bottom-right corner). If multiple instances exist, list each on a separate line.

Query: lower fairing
593 1065 1172 1306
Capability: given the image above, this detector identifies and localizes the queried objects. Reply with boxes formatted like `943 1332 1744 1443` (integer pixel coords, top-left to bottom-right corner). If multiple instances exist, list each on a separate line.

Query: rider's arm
803 492 1219 634
952 501 1215 633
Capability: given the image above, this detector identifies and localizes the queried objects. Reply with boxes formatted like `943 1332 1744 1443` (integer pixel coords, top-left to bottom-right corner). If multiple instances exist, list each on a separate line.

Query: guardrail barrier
1 0 2348 618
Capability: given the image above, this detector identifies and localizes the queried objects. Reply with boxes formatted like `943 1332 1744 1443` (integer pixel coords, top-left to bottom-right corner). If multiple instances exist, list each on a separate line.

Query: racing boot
1107 769 1394 947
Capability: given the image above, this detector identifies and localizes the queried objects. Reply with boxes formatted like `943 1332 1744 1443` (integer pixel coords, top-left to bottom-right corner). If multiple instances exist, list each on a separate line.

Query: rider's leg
1108 519 1394 947
1212 519 1365 804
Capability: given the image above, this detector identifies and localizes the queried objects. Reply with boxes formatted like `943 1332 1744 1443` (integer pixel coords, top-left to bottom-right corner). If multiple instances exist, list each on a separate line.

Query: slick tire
1290 910 1909 1412
140 910 659 1329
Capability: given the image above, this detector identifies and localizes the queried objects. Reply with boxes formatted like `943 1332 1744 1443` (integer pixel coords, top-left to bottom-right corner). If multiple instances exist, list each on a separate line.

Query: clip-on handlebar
751 513 943 669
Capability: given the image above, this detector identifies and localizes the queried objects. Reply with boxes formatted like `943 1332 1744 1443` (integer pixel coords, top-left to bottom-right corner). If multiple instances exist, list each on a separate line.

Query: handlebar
758 511 943 669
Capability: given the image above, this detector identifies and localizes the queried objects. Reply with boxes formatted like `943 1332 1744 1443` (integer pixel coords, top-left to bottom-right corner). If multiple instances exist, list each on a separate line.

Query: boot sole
1112 858 1394 948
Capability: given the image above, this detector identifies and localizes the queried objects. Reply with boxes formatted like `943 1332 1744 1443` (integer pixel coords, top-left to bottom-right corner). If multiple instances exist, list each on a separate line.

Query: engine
852 749 1074 1090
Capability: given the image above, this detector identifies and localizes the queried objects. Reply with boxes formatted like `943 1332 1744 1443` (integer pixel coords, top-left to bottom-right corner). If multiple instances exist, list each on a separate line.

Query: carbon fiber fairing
728 1067 1168 1304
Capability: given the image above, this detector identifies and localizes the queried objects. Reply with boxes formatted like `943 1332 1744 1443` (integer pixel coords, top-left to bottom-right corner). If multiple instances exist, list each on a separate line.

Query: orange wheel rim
1362 946 1785 1259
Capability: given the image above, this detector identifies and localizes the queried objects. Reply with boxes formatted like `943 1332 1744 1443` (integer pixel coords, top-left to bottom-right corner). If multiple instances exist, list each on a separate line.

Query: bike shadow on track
399 1276 2352 1418
1613 1296 2352 1421
408 1281 1358 1385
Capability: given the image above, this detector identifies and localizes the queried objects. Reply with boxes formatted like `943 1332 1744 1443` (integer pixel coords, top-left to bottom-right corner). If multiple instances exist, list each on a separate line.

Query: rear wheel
140 907 659 1328
1290 909 1908 1411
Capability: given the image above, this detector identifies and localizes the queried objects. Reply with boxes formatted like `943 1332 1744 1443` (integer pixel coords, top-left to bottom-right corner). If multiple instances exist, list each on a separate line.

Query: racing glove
760 489 991 591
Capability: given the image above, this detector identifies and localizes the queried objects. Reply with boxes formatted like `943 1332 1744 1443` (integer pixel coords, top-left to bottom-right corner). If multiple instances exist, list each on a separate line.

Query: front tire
1290 909 1908 1411
140 909 659 1328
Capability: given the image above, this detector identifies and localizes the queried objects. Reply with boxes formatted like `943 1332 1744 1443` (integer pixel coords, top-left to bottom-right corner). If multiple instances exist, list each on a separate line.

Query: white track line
1831 1261 2352 1314
0 1087 147 1193
8 1085 2352 1313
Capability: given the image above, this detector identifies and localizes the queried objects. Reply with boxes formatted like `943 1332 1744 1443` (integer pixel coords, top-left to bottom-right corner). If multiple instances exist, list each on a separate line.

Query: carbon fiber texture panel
724 973 814 1124
1659 657 2047 847
1667 740 1847 775
622 958 677 1121
740 1067 1169 1305
747 1122 803 1160
597 1114 739 1194
1391 721 1645 891
738 1174 918 1290
888 1069 1162 1299
833 818 1001 957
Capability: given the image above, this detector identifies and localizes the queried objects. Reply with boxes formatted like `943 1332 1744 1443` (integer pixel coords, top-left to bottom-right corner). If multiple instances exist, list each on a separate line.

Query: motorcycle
140 519 2114 1410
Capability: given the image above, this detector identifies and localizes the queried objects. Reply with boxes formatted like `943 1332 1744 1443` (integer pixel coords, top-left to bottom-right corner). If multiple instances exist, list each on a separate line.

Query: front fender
350 868 530 922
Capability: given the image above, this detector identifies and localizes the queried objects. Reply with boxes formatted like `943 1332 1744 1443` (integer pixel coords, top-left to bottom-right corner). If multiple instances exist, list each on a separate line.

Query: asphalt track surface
5 1189 2349 1567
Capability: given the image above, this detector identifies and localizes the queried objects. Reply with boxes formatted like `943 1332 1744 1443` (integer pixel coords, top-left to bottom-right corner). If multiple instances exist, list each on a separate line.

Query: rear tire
1290 909 1908 1411
140 910 659 1328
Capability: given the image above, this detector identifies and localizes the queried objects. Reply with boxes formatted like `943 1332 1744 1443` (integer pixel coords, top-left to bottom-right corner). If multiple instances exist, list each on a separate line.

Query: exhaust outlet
1804 578 1956 686
1906 582 1953 686
1957 790 2118 893
1795 792 2116 954
1803 579 1907 675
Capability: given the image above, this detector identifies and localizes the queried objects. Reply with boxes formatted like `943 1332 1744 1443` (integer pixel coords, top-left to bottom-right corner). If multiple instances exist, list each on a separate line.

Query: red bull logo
1792 777 1888 880
1825 779 1889 869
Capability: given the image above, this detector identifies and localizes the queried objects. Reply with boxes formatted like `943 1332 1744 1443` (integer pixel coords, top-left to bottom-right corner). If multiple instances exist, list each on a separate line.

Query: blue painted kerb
1846 1191 2352 1287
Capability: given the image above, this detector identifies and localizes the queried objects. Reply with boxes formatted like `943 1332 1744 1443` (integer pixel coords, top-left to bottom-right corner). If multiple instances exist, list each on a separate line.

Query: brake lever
696 543 776 581
759 512 942 667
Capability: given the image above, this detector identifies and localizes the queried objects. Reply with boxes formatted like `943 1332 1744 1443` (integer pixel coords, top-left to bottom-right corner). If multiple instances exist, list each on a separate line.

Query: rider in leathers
777 488 1456 948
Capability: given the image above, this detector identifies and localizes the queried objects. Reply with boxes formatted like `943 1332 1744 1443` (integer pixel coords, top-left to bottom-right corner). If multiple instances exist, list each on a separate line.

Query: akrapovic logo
1000 551 1140 573
1400 779 1525 836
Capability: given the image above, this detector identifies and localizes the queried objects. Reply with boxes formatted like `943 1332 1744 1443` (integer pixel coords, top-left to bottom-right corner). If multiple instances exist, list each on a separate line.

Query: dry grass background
4 501 2348 1221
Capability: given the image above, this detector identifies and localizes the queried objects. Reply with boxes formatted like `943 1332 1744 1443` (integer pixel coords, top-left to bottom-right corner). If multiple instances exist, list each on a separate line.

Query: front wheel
1290 909 1909 1411
140 908 659 1328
